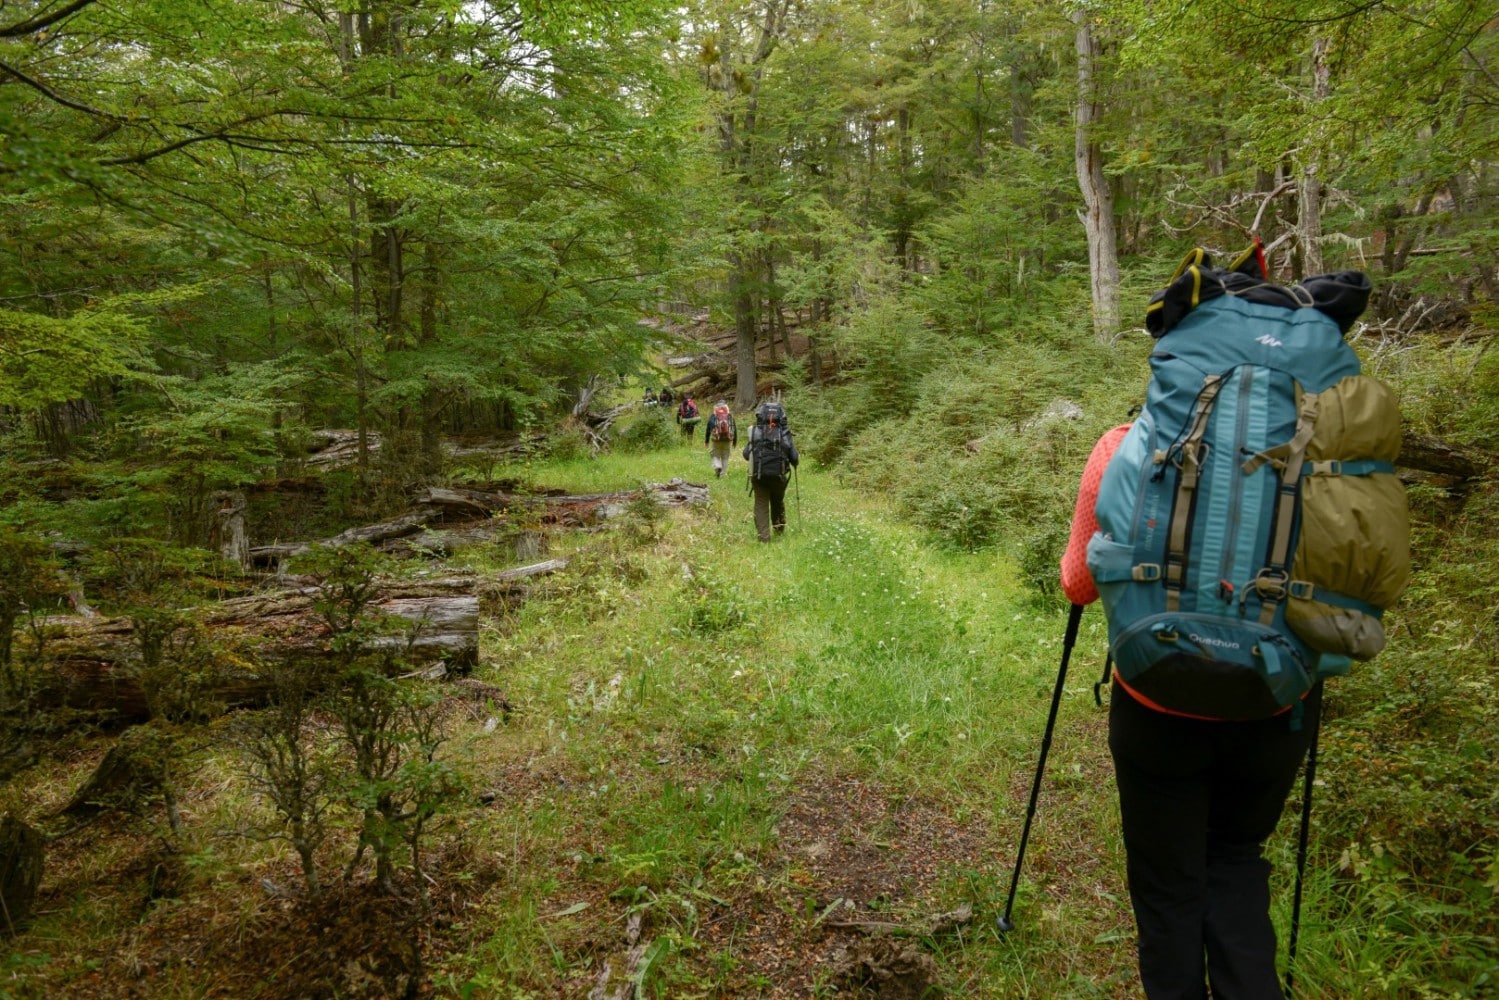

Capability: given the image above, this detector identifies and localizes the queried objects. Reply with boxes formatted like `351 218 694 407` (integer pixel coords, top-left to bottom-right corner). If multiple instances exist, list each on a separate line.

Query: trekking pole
1284 685 1323 998
793 465 801 526
997 602 1084 933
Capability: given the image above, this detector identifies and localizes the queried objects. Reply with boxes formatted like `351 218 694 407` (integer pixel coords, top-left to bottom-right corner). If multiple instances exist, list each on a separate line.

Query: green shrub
545 425 593 462
614 408 678 453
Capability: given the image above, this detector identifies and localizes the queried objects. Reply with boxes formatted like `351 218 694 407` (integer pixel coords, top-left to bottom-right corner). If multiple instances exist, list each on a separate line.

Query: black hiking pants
1109 681 1321 1000
749 475 788 541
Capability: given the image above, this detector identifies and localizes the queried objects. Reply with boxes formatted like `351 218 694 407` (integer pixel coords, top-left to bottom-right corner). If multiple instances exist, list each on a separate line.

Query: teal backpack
1087 246 1410 721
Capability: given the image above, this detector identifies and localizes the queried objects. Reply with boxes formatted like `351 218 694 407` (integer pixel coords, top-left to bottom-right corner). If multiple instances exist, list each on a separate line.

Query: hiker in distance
1060 244 1408 999
676 395 700 439
743 399 798 541
703 400 737 478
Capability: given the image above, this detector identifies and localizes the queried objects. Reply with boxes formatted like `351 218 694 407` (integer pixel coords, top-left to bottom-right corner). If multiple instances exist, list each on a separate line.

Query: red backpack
711 405 733 441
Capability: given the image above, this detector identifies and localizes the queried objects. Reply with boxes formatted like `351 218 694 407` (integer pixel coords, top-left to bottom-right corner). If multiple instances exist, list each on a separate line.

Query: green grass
442 451 1151 995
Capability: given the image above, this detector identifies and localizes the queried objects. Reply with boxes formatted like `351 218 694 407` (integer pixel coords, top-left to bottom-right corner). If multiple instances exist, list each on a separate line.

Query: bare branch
0 0 100 39
1251 181 1295 235
0 57 121 120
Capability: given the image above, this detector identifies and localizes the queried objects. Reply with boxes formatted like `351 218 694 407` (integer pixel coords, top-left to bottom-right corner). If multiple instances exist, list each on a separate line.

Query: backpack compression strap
1162 374 1227 612
1244 393 1321 626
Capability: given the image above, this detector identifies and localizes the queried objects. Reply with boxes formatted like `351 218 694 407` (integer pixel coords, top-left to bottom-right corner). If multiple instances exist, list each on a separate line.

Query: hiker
676 395 700 438
658 386 674 407
1064 425 1320 1000
743 399 798 541
703 401 737 478
1060 244 1407 999
642 389 658 407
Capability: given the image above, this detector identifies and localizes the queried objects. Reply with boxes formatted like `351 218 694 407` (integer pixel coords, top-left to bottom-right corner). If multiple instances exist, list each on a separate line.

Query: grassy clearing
426 440 1204 997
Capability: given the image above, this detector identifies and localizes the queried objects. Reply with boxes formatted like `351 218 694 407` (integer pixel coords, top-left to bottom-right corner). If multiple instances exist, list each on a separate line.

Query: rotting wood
52 724 177 822
303 429 384 469
0 813 43 935
446 433 547 465
824 902 974 937
1399 431 1495 481
247 480 707 569
35 574 510 721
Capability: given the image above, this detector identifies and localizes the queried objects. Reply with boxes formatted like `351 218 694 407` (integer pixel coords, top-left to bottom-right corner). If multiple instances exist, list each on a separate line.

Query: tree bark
212 491 249 571
1296 35 1330 279
1073 11 1121 339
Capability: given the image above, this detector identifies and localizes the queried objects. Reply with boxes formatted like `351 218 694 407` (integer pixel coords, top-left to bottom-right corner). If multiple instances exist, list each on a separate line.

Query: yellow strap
1227 243 1259 273
1258 394 1320 625
1168 247 1208 283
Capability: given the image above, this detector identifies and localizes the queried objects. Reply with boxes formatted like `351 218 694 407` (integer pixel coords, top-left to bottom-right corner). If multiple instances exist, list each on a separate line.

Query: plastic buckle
1172 441 1211 472
1154 628 1179 643
1253 569 1289 601
1133 564 1162 582
1288 580 1315 600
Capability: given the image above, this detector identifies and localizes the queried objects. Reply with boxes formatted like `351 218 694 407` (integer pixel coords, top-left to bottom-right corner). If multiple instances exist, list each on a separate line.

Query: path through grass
441 443 1141 997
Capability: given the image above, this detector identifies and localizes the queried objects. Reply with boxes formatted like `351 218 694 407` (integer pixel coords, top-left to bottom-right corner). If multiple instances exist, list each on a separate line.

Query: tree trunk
1073 11 1121 339
339 13 372 480
764 251 778 366
1296 35 1330 279
731 256 759 410
418 239 444 474
212 491 249 571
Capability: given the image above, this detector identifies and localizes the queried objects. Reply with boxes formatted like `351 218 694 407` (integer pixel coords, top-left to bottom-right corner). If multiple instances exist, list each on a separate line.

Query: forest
0 0 1495 997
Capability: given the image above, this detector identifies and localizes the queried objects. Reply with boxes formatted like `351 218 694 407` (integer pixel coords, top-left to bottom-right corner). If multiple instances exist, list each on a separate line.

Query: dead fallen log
419 479 709 512
35 574 506 721
1399 431 1495 481
446 433 548 466
248 509 434 566
248 480 709 569
304 429 384 469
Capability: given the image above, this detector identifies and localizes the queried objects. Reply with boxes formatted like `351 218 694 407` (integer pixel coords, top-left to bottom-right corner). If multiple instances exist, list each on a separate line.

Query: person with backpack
676 395 700 439
742 399 798 541
658 386 674 407
1059 243 1409 999
703 400 737 478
